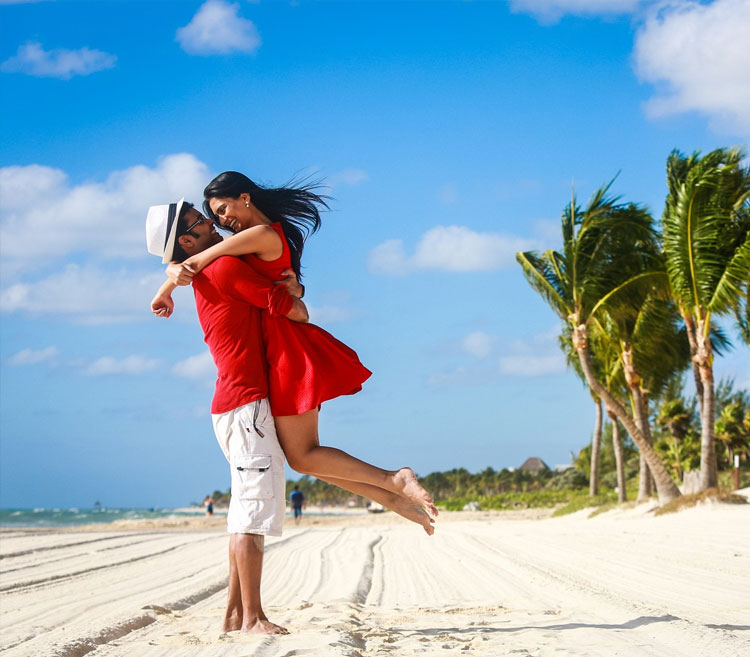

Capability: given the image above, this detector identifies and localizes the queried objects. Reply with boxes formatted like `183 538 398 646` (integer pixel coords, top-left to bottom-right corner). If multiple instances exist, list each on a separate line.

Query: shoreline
1 506 558 533
2 501 748 656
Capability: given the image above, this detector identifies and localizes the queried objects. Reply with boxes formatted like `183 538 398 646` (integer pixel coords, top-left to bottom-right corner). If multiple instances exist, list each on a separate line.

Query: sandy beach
2 502 749 657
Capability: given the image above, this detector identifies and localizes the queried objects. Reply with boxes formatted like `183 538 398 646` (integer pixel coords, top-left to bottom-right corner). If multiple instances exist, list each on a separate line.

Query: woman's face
208 195 252 232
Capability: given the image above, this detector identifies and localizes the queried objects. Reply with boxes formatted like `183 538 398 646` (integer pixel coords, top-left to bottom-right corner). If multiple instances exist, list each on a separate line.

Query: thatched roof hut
519 457 550 473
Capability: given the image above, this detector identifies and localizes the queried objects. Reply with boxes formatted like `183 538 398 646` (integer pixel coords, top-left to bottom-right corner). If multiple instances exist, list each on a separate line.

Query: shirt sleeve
209 256 290 310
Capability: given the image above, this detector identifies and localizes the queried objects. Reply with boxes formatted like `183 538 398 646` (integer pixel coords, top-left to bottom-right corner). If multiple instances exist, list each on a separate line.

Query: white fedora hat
146 198 186 264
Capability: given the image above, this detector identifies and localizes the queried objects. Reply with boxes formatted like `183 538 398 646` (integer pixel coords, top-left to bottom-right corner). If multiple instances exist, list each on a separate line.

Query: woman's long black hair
203 172 328 281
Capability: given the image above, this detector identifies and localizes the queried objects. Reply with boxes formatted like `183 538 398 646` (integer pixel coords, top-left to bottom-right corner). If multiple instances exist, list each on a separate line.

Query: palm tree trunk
572 331 680 504
633 388 654 501
684 314 704 417
608 409 627 502
590 397 602 497
696 319 719 490
673 437 683 482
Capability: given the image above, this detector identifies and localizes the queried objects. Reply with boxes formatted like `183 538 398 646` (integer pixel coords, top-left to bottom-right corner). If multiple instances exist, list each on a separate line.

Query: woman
152 172 437 533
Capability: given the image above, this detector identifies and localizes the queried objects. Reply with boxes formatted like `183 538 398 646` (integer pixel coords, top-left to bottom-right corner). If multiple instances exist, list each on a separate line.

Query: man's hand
275 268 304 299
166 262 196 287
151 293 174 318
286 298 309 323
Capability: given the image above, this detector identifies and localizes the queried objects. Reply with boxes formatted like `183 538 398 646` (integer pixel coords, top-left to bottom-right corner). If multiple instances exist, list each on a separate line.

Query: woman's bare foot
391 496 436 535
391 467 438 517
241 618 289 635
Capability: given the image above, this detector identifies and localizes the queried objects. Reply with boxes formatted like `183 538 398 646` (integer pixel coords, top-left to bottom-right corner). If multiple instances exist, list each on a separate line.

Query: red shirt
192 256 290 414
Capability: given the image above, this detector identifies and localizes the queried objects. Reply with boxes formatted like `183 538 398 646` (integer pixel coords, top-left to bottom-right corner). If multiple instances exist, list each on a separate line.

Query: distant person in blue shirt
289 486 305 524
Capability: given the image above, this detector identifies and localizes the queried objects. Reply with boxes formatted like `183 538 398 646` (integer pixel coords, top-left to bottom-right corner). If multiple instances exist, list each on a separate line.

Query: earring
245 201 250 208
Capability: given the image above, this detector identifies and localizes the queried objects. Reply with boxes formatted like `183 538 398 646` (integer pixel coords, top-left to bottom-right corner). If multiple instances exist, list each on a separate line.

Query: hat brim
161 198 186 264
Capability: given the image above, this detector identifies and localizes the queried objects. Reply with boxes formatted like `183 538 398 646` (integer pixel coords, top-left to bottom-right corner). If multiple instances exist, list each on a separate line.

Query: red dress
242 222 372 416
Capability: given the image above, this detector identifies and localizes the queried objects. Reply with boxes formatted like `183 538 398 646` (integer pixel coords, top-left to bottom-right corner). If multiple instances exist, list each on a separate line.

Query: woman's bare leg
275 408 437 516
317 475 435 535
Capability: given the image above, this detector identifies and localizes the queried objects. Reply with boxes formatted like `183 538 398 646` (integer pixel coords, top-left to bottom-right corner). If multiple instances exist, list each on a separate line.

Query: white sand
2 503 749 657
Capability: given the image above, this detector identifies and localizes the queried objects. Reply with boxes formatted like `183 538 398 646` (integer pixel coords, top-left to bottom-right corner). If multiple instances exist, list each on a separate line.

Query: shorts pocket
233 454 274 500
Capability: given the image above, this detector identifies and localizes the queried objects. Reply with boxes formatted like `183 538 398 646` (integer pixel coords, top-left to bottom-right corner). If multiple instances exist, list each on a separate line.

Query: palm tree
621 296 691 498
662 148 750 489
736 277 750 346
517 183 682 504
715 401 750 469
587 325 630 502
657 396 694 481
559 328 605 496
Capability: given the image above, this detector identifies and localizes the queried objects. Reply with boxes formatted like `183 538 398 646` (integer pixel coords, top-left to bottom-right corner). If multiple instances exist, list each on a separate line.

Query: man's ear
178 235 194 248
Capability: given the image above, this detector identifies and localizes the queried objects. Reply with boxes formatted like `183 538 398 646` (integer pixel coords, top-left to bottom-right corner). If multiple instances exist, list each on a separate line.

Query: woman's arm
184 225 282 273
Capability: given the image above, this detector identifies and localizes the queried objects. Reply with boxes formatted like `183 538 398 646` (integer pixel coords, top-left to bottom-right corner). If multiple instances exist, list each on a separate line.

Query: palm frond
708 232 750 315
662 147 750 318
516 251 570 320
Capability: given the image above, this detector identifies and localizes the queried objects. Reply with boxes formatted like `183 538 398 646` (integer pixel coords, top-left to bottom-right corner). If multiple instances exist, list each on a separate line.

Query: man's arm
210 257 308 322
151 279 177 317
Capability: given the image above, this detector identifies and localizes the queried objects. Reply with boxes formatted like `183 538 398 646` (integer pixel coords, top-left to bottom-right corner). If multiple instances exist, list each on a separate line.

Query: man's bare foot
391 496 436 535
222 613 242 632
391 467 438 517
241 618 289 635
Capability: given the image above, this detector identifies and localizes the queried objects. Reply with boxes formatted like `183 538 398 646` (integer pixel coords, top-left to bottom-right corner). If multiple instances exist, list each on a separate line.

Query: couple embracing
146 172 436 635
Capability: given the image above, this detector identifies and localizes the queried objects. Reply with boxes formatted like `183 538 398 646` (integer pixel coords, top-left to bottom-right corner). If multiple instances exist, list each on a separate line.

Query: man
147 199 306 635
289 485 305 524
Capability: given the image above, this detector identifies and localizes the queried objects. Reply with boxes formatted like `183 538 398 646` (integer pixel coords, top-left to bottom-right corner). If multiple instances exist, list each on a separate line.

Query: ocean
0 507 210 528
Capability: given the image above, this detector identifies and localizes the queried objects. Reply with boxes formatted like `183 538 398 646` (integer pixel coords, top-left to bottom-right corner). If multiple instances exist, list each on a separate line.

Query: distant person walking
203 495 215 516
289 486 305 524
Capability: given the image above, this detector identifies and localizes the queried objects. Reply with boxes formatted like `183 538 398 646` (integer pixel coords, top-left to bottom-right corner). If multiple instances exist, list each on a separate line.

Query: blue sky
1 0 748 508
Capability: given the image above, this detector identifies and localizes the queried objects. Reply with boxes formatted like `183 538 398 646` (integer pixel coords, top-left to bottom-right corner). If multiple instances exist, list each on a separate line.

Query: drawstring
251 401 264 437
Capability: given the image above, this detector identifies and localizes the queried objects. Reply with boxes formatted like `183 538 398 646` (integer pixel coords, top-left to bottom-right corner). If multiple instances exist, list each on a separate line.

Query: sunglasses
183 214 209 236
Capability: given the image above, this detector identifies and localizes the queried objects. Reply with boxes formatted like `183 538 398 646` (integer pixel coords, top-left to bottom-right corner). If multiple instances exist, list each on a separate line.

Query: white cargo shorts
212 398 286 536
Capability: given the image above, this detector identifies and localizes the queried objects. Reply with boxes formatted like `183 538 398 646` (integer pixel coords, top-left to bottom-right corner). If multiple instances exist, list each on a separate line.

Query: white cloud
84 355 161 376
0 265 191 324
172 351 216 379
8 346 58 366
462 331 494 358
329 168 369 187
0 153 210 273
367 239 409 275
498 328 566 376
308 304 353 324
1 41 116 79
368 225 537 275
634 0 750 135
499 354 565 376
510 0 642 23
176 0 261 55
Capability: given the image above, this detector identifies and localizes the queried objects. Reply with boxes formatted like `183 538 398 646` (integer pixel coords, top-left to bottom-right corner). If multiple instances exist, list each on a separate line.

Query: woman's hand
184 253 209 274
151 293 174 318
166 262 196 286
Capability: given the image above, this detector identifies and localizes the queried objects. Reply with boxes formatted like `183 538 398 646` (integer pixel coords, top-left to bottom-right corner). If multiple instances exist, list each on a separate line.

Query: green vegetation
516 147 750 505
205 458 748 513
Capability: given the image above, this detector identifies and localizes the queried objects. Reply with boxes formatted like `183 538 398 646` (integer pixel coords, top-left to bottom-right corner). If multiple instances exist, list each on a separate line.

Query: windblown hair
203 172 328 281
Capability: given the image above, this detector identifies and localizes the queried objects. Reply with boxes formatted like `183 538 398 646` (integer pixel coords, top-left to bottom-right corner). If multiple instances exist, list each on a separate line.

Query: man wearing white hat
147 199 307 635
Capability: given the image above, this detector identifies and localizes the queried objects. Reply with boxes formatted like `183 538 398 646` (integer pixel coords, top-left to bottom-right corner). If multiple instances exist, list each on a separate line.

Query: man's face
177 208 222 256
